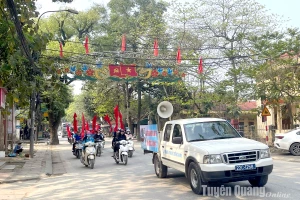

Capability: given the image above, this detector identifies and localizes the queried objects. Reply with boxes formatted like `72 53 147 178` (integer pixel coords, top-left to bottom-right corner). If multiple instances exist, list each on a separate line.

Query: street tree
168 0 278 119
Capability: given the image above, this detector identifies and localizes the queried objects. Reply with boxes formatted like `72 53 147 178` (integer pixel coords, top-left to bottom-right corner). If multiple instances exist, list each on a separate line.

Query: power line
44 48 260 61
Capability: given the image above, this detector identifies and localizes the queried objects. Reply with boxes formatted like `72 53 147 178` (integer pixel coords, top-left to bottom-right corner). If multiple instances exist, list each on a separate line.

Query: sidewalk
0 143 48 184
0 141 66 184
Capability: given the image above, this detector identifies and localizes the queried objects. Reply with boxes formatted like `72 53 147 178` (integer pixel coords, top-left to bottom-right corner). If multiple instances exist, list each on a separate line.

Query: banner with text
140 124 159 153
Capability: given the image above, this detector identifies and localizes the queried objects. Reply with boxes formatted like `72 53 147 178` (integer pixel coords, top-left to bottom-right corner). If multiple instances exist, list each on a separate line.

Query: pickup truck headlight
260 149 270 159
203 155 223 164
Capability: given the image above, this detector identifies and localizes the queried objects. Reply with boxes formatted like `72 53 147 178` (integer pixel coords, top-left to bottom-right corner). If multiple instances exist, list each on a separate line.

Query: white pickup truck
144 118 273 195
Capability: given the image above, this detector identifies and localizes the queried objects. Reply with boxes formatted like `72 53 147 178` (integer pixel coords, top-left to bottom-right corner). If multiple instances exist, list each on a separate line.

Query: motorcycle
80 141 96 169
113 140 129 165
73 141 83 159
95 139 105 157
126 134 134 158
68 135 74 145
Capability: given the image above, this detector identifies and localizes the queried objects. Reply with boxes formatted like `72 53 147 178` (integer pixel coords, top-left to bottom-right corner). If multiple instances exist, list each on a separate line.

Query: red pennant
103 114 112 133
67 125 71 138
81 113 85 138
119 110 125 130
114 105 119 131
92 115 97 133
198 57 203 74
121 34 126 52
85 120 89 131
59 42 63 58
84 36 89 54
153 39 158 56
73 113 78 133
176 47 181 64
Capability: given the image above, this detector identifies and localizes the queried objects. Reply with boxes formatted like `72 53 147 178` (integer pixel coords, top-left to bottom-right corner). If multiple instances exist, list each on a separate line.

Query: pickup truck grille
224 151 258 164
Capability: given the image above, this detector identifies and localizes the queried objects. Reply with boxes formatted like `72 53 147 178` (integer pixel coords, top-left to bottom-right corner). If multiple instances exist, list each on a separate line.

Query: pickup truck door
160 124 173 166
167 124 185 172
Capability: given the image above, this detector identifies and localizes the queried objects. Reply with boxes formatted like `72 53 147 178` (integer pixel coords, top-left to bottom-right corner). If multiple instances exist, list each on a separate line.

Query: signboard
0 87 7 109
262 106 271 117
140 124 159 153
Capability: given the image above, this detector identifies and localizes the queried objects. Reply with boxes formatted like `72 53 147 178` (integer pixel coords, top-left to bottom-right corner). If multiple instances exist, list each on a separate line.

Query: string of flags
57 35 204 74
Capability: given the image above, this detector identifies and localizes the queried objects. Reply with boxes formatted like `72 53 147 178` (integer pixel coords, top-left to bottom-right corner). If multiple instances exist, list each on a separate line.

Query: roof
166 118 226 124
238 101 257 111
211 101 257 111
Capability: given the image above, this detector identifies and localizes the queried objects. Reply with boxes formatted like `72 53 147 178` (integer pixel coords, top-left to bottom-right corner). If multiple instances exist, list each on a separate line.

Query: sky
36 0 300 95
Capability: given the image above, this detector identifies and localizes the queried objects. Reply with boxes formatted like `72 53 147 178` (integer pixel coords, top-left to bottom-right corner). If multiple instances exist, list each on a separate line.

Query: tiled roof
238 101 257 111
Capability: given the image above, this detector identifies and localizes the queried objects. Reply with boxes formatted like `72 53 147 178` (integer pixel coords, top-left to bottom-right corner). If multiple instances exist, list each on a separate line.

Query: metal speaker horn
157 101 173 118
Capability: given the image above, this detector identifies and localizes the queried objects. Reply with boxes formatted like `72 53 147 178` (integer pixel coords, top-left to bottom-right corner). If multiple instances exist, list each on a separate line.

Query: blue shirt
73 134 81 141
13 145 22 153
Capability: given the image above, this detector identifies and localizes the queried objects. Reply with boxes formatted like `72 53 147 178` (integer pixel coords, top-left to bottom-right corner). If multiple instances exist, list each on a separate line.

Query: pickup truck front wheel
188 162 204 195
248 175 268 187
154 155 168 178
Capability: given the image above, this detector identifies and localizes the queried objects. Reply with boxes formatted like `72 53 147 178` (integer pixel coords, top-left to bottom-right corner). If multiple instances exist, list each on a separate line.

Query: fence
236 124 296 145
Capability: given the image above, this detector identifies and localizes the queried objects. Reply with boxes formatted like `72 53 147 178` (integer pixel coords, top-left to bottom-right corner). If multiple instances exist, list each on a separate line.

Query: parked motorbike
80 141 96 169
113 140 129 165
126 134 134 157
95 139 105 157
73 141 83 159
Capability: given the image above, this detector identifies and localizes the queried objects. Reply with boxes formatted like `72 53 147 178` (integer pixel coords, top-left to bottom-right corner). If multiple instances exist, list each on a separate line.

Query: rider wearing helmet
112 129 127 157
94 129 105 141
72 132 81 152
82 131 94 153
112 128 121 147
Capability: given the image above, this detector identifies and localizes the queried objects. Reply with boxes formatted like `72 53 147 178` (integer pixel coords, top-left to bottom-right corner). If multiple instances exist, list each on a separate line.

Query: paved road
1 138 299 200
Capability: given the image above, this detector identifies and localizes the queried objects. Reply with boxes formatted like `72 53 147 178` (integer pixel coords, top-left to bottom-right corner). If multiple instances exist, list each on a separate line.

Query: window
164 124 172 141
172 124 182 138
184 121 240 142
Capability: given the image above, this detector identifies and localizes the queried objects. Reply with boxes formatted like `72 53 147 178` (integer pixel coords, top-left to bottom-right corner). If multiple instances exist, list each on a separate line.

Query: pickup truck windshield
184 121 241 142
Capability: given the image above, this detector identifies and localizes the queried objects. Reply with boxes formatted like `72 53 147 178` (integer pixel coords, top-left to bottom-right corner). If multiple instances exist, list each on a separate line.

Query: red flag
154 39 158 56
81 113 85 138
103 114 112 133
176 47 181 64
84 36 89 54
96 123 100 131
109 65 126 78
198 57 203 74
59 42 63 58
120 64 138 77
73 113 78 133
114 105 119 132
67 124 71 138
121 34 126 52
119 110 125 130
92 115 97 133
85 120 89 132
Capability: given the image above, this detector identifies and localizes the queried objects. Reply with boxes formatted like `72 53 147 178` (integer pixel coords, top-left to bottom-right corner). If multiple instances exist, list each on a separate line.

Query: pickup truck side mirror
172 137 183 144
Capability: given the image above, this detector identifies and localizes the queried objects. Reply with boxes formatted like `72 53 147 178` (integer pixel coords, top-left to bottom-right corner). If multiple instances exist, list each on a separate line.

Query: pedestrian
13 142 23 155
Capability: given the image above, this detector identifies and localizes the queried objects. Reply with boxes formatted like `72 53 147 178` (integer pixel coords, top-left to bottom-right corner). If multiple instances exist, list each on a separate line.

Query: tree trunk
49 113 60 145
0 111 4 151
137 79 142 141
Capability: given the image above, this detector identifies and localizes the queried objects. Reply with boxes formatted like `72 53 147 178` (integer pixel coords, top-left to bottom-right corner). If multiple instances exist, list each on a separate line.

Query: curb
45 146 53 176
0 176 40 184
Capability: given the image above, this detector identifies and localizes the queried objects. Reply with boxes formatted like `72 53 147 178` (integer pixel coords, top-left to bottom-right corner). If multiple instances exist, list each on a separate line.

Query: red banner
109 64 138 78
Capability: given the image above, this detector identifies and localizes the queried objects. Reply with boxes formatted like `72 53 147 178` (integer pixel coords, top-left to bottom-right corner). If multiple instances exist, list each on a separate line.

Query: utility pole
30 92 35 158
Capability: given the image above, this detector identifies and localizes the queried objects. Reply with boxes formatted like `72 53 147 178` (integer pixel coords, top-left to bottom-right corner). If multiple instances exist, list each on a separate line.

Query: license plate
235 164 256 171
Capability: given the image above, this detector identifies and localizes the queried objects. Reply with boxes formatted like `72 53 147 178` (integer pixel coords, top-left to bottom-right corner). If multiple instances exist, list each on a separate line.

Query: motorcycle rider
112 128 121 148
94 129 105 141
125 130 133 140
112 129 127 158
82 131 95 153
72 132 81 152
